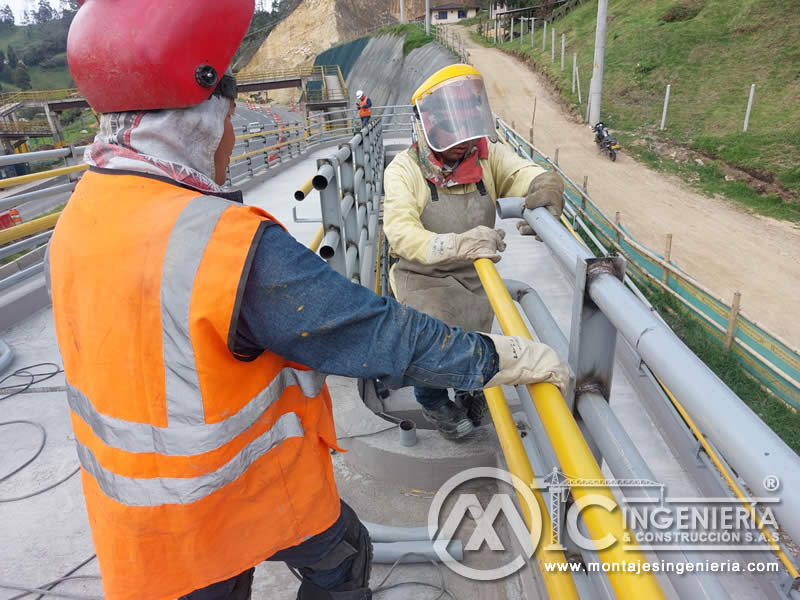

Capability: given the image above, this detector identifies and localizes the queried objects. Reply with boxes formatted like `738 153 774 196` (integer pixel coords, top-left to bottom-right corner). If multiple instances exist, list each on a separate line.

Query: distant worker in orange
356 89 372 128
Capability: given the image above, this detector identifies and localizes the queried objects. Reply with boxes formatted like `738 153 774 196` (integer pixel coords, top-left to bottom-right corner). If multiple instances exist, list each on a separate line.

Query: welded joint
574 381 604 399
585 256 625 285
635 326 657 354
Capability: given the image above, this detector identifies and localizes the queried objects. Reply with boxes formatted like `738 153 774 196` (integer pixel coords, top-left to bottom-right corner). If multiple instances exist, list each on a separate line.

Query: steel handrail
0 212 60 246
0 164 87 190
475 257 667 599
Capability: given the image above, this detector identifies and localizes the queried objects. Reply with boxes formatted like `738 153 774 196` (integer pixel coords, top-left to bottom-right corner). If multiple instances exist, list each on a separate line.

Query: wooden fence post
662 233 672 285
614 211 621 245
724 292 742 351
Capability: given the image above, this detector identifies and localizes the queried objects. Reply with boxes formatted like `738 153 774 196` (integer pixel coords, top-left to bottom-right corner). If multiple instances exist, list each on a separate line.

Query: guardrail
0 105 416 294
493 116 800 583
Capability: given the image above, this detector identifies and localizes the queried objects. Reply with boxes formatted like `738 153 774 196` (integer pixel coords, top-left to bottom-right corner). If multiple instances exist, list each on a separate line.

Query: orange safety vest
359 96 371 117
48 170 342 600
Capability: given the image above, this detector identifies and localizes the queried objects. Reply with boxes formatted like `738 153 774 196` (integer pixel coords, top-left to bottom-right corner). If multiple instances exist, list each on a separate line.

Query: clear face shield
415 74 496 152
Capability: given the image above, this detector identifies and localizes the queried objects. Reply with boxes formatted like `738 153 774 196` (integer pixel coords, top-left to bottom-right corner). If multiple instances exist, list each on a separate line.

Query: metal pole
576 62 582 105
425 0 430 35
660 84 671 130
543 20 547 51
551 27 555 62
511 16 514 41
400 0 405 24
495 199 800 546
572 53 577 93
588 0 608 126
531 17 534 47
743 83 755 132
561 33 566 71
724 291 742 351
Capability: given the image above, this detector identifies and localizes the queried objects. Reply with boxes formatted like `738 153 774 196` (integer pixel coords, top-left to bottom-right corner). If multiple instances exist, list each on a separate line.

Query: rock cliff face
390 0 426 22
243 0 392 102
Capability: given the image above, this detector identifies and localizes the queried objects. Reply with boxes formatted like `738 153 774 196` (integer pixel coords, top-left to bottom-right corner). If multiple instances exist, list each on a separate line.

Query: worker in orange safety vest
47 1 568 599
356 89 372 128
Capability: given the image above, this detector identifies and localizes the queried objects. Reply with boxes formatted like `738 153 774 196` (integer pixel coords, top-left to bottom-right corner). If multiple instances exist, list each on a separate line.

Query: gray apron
392 180 496 332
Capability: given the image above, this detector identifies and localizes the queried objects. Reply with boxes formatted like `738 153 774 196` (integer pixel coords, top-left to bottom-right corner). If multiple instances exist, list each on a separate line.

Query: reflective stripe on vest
66 366 326 456
75 411 304 506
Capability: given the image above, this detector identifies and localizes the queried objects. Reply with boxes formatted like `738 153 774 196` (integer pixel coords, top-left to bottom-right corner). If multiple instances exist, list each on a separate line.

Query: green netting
498 122 800 410
314 37 371 80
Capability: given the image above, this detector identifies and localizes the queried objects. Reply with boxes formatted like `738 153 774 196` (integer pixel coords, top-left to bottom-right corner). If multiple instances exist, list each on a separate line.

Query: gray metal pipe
503 279 568 360
0 231 52 262
363 521 430 543
319 229 340 260
0 262 43 293
0 182 76 213
577 392 729 600
497 198 800 545
345 245 358 280
0 147 69 166
0 338 14 375
372 540 463 564
312 164 336 191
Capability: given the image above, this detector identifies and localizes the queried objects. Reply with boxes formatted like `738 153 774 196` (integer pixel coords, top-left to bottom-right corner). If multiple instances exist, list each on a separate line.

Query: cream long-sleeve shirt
383 140 547 263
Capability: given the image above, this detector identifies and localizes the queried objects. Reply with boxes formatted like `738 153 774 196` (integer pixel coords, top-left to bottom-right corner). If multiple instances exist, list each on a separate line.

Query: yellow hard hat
411 64 495 152
411 64 482 105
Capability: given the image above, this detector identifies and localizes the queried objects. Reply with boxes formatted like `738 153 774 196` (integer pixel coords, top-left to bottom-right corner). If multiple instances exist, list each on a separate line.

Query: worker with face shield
384 64 567 440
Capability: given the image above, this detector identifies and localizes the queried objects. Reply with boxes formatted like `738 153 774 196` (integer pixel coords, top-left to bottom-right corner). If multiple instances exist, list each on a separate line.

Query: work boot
421 401 474 440
455 390 488 427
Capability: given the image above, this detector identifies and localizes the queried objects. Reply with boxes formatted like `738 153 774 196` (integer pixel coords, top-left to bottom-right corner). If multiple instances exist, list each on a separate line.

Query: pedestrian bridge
0 111 798 600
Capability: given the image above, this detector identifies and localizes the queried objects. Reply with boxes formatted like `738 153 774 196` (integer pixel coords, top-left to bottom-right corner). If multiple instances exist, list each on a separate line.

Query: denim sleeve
234 225 499 390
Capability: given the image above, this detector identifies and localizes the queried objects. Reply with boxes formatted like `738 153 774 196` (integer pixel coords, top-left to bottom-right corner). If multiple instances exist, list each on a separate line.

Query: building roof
431 2 479 10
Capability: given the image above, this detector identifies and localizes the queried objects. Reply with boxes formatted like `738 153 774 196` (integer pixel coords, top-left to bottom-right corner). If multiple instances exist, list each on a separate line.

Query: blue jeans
360 116 370 128
414 386 450 410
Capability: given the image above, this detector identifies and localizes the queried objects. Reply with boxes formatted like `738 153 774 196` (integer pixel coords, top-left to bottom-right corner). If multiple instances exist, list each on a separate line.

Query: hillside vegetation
492 0 800 217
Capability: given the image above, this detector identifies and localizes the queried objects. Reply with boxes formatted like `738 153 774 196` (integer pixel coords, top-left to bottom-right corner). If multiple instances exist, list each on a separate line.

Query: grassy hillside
0 18 72 90
492 0 800 217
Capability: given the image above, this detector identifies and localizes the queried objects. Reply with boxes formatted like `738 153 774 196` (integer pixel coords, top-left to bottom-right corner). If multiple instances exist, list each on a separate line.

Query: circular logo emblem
427 467 542 581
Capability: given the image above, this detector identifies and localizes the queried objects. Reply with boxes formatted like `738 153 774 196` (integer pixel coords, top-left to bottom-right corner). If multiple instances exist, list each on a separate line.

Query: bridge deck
0 144 771 599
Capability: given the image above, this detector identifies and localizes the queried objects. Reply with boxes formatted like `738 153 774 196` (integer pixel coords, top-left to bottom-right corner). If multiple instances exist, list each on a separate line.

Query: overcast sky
4 0 275 23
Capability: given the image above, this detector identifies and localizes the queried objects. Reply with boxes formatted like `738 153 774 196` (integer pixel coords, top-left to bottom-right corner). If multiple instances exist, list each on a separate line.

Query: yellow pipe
308 225 324 254
0 211 60 245
295 177 314 201
0 164 88 189
657 376 800 579
483 386 580 599
475 257 666 599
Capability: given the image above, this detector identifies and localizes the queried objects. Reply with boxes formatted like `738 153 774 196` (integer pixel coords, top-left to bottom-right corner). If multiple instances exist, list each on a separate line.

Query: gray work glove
483 333 569 396
525 171 565 218
426 225 507 264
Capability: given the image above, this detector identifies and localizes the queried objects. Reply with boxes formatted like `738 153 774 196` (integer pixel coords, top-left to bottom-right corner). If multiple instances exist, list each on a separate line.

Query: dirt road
454 26 800 348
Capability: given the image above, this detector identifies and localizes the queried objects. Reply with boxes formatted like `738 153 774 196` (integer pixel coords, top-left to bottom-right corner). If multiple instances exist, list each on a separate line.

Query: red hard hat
67 0 254 113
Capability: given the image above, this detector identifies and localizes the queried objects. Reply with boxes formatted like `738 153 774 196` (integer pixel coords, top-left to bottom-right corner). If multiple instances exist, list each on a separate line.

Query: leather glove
483 333 569 396
525 171 565 218
426 225 507 264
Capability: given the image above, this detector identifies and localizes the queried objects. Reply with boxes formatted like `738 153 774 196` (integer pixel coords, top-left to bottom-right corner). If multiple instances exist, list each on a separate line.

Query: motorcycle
592 122 621 162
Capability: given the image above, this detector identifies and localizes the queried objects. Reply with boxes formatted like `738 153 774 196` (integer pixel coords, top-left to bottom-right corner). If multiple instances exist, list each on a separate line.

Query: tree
7 44 17 68
0 4 14 27
36 0 54 23
0 48 5 77
14 64 31 90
